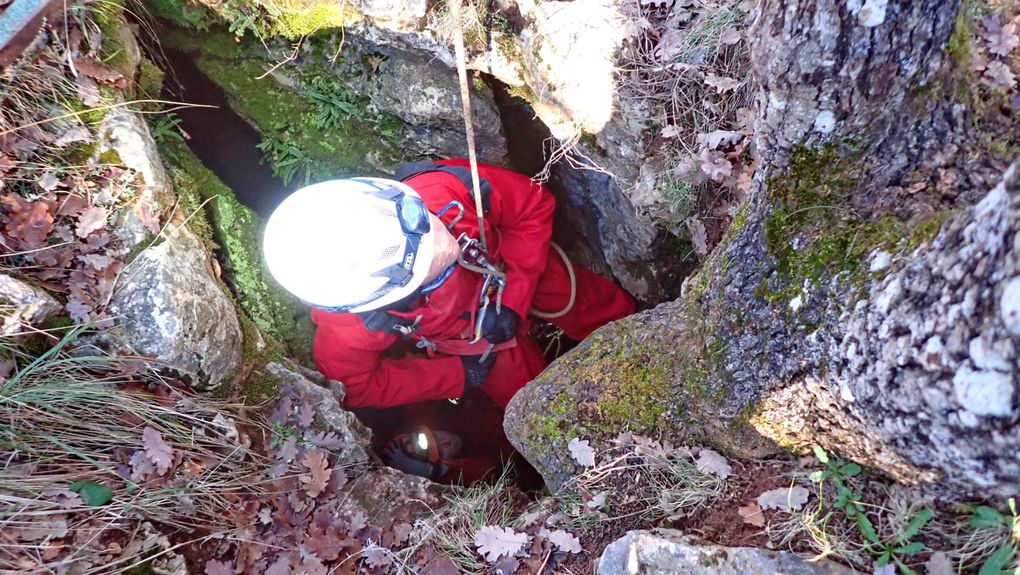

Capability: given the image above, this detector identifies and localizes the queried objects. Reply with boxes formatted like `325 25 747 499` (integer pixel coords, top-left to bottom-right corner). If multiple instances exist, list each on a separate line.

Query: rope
449 0 488 252
530 242 576 320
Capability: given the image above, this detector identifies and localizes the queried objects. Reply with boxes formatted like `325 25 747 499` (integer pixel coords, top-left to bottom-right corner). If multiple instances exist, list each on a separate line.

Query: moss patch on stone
159 26 401 182
270 1 362 39
164 140 314 366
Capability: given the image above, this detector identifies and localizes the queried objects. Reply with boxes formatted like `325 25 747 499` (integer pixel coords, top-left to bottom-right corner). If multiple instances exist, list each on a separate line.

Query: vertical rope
449 0 488 251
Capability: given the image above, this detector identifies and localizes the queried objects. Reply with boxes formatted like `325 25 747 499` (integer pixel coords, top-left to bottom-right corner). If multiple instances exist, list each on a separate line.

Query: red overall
311 160 635 409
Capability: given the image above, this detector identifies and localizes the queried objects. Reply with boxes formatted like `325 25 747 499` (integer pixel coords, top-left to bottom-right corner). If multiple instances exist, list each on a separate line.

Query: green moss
946 1 974 66
160 26 400 181
147 0 214 30
164 141 314 366
271 2 361 39
137 57 166 99
98 149 122 165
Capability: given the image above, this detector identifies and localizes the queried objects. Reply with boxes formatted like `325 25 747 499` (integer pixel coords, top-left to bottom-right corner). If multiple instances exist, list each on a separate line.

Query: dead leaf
142 426 174 475
392 522 413 545
924 552 954 575
38 172 60 192
567 438 596 467
757 485 810 510
66 299 92 323
367 55 384 72
299 450 331 497
424 556 460 575
129 450 155 482
349 509 367 533
738 503 765 527
704 73 742 93
984 60 1016 90
4 198 54 247
276 436 299 463
297 400 315 427
54 127 92 148
364 547 392 568
298 556 327 575
719 26 742 45
985 20 1019 57
493 556 520 575
73 58 127 89
57 194 89 217
474 525 527 563
546 529 582 554
204 559 233 575
699 130 743 150
653 30 684 60
661 124 681 139
76 206 108 238
700 148 733 181
695 449 732 479
264 554 291 575
587 491 608 509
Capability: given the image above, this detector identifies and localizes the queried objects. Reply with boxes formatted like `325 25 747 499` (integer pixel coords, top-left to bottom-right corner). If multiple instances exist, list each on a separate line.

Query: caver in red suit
311 159 635 409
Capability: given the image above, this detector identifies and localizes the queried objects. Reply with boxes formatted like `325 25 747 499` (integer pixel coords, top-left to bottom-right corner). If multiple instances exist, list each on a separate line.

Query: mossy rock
158 26 403 182
164 140 314 367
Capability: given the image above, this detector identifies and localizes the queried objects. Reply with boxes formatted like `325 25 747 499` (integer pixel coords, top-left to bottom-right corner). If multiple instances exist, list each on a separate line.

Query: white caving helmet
263 177 436 312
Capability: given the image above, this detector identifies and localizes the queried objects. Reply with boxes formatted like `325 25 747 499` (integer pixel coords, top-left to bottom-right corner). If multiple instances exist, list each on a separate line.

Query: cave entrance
151 36 599 491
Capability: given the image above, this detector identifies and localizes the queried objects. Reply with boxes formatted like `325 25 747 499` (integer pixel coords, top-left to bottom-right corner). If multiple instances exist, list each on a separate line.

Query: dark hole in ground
158 45 291 219
149 40 575 490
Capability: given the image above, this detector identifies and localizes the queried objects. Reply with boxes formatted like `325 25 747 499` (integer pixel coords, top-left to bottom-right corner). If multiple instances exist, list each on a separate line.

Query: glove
461 352 497 390
481 304 519 344
382 445 434 478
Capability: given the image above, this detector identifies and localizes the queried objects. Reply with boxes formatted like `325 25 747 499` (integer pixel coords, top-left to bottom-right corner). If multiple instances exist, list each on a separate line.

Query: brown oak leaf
299 449 332 498
76 206 108 238
204 559 233 575
5 199 54 247
142 426 174 475
738 503 765 527
73 59 128 89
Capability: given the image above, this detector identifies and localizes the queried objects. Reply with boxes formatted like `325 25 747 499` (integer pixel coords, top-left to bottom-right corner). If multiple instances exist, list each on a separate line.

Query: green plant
149 112 187 153
856 507 933 574
256 130 314 186
269 421 296 448
810 446 931 574
970 499 1020 575
308 87 362 128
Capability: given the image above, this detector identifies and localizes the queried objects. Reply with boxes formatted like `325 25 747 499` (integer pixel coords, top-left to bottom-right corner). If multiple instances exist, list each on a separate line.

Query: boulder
597 530 853 575
0 274 61 336
98 108 173 250
264 361 371 465
108 223 242 389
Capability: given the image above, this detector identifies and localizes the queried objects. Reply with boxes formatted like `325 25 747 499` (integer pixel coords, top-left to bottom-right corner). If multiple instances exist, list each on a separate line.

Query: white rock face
0 275 61 336
952 366 1015 417
999 276 1020 335
597 530 853 575
109 225 242 389
98 108 173 250
858 0 889 26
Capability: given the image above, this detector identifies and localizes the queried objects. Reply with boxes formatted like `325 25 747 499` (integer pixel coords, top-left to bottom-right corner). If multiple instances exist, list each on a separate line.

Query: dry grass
0 330 271 573
402 467 520 574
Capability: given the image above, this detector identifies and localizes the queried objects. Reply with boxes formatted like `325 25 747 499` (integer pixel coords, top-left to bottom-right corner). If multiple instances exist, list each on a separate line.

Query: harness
358 162 516 358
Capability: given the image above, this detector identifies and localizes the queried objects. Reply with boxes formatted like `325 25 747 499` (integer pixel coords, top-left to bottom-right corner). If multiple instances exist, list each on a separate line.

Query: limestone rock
264 361 371 465
347 42 506 167
98 108 173 250
108 224 242 389
0 274 61 336
596 530 853 575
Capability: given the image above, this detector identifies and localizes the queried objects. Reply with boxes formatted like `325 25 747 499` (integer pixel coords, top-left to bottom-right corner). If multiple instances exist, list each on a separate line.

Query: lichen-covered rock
264 361 371 465
596 530 853 575
0 274 61 336
108 224 242 389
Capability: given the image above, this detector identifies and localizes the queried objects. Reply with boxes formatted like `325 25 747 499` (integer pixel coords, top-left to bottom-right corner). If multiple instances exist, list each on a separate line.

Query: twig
536 549 552 575
0 100 218 138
